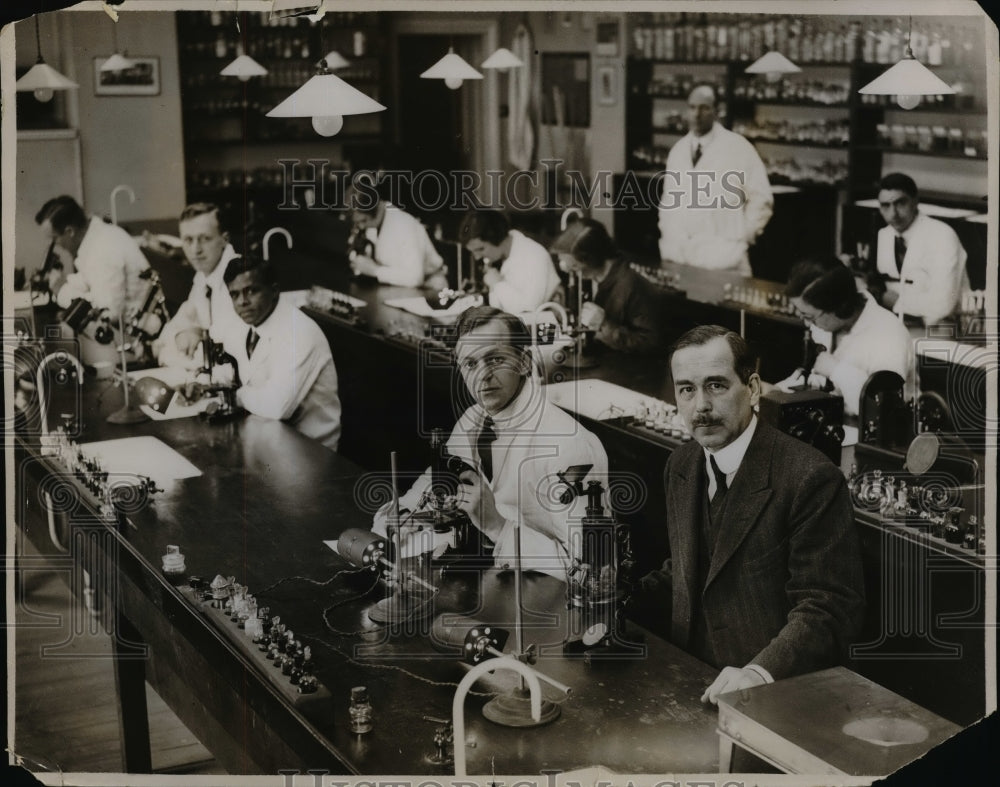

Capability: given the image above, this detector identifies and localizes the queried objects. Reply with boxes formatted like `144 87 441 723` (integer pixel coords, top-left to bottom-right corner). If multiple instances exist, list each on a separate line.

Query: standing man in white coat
657 84 773 274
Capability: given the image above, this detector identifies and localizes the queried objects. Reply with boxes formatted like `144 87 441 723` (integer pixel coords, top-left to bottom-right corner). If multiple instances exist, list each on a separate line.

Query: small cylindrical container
161 545 187 585
349 686 374 734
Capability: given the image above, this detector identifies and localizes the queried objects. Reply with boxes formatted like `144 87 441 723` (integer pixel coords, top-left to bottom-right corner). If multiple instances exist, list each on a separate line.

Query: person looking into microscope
180 255 341 451
35 195 149 318
774 256 914 416
457 208 561 313
550 217 664 355
154 203 243 368
344 177 447 290
872 172 969 325
637 325 864 707
372 305 608 579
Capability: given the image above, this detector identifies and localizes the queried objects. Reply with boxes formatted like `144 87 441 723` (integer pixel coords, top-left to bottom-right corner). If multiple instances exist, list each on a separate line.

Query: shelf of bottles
177 9 384 147
731 76 850 107
629 13 982 70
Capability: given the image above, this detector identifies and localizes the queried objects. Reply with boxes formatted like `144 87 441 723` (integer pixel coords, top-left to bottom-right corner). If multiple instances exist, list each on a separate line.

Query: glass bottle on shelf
801 20 813 62
928 30 943 66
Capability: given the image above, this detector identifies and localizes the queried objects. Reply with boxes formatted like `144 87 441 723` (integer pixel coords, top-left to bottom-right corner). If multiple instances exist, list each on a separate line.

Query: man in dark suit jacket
641 325 865 704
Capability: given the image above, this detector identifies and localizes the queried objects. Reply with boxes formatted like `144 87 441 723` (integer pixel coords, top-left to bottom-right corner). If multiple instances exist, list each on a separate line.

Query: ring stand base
368 593 432 624
482 687 561 727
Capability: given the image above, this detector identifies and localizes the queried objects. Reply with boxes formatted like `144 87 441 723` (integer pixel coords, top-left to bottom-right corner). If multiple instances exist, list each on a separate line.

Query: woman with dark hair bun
549 217 665 355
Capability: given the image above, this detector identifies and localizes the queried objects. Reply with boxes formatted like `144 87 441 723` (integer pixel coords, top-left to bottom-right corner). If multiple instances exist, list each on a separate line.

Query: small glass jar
349 686 374 734
161 546 186 586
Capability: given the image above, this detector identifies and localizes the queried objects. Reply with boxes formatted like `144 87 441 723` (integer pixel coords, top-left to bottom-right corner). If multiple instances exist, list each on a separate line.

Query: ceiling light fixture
481 47 524 71
421 47 483 90
266 58 386 137
15 15 78 103
99 13 136 73
744 50 801 83
858 17 955 110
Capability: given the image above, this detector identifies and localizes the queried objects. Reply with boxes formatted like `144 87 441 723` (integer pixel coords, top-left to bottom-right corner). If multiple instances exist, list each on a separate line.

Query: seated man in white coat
373 306 608 579
154 203 243 368
345 181 446 290
458 209 561 314
213 255 341 451
35 195 149 318
657 84 773 274
874 172 969 325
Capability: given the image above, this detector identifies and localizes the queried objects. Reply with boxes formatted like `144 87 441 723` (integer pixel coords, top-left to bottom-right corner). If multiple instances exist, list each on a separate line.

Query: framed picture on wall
595 19 620 56
541 52 590 127
93 56 160 96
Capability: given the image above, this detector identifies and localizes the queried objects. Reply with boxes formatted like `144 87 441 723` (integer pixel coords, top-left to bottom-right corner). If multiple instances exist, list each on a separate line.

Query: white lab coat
369 204 443 288
154 244 243 368
658 123 773 274
488 230 561 314
876 212 969 324
56 216 150 317
375 379 609 580
225 295 342 451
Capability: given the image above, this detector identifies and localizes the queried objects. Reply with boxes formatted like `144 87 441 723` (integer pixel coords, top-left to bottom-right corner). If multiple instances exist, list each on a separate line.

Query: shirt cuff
744 663 774 684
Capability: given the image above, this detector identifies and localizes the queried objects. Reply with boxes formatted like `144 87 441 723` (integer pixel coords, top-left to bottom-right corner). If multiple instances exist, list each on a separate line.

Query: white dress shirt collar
690 122 720 154
704 413 758 481
195 244 238 290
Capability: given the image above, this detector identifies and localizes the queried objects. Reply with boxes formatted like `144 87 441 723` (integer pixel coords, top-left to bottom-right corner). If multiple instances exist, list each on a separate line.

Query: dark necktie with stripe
708 454 728 522
246 327 260 359
692 143 703 166
477 415 496 482
894 235 907 275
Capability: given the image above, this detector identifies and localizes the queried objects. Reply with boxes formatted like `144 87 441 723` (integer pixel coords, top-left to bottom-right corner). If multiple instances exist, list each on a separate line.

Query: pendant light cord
34 14 44 64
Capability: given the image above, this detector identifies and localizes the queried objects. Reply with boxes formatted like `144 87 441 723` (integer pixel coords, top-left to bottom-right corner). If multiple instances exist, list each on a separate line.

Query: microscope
194 332 242 419
410 428 485 565
558 467 642 656
124 270 170 351
759 328 845 464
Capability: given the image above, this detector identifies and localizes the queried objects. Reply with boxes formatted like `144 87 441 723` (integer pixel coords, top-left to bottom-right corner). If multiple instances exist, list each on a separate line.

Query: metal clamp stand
106 313 149 425
481 517 566 727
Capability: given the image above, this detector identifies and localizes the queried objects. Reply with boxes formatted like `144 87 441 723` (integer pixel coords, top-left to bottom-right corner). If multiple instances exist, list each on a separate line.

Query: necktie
709 455 728 503
477 416 496 482
205 284 213 327
246 327 260 359
692 143 702 166
894 235 907 275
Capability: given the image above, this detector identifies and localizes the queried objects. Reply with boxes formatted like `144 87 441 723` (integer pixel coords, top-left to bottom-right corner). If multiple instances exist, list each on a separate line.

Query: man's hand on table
175 381 207 406
350 254 380 278
175 328 203 358
701 665 769 705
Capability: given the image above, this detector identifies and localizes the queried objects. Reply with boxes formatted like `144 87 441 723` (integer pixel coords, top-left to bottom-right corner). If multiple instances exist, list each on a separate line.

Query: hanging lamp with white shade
319 50 350 70
266 58 386 137
99 14 136 73
858 17 955 110
220 11 267 81
421 47 483 90
221 54 268 81
481 47 524 71
744 50 801 82
16 15 78 102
